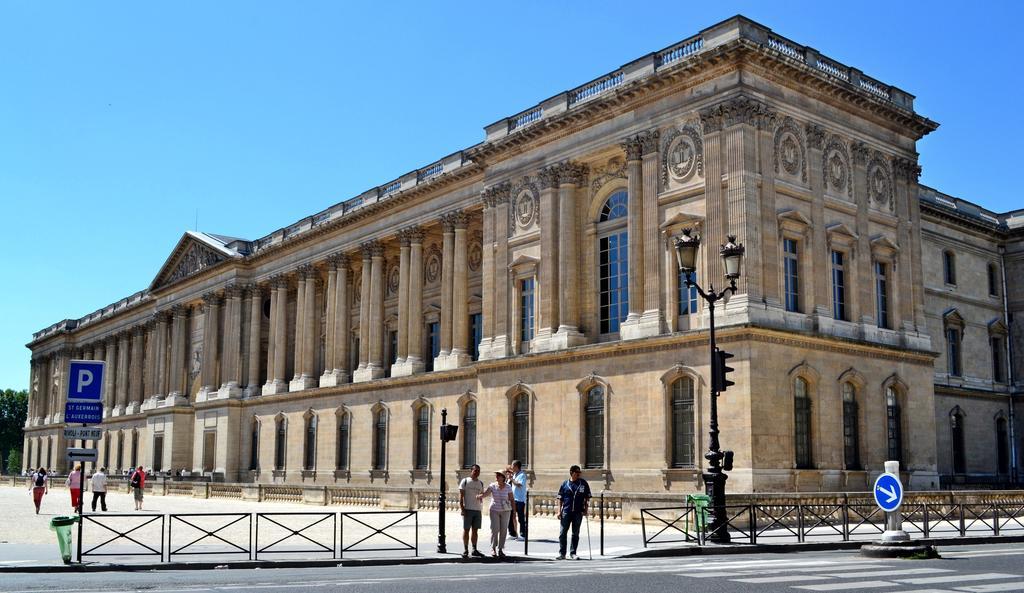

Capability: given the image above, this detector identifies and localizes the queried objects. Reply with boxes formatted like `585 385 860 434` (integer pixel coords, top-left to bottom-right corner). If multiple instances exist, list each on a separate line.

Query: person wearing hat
556 465 591 560
477 469 515 557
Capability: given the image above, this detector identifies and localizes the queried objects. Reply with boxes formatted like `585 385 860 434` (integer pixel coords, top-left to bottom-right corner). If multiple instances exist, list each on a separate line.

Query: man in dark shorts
458 464 485 558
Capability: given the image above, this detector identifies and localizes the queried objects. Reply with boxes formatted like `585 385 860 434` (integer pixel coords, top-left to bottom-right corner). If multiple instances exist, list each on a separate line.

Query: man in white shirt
508 460 528 541
90 467 108 512
458 464 485 558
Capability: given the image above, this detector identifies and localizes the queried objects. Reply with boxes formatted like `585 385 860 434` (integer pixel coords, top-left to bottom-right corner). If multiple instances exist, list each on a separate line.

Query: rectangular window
336 418 349 471
387 330 398 369
944 251 956 285
202 431 216 474
520 278 535 346
794 396 812 469
875 261 889 329
784 238 800 313
469 313 482 361
678 270 698 316
989 264 999 297
249 425 259 471
947 328 962 377
425 322 440 372
153 435 164 473
599 231 629 333
831 250 846 321
462 403 477 469
992 337 1006 383
842 398 860 470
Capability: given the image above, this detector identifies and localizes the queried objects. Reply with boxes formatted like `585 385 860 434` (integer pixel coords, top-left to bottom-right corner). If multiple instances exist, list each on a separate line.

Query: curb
0 553 550 573
622 534 1024 558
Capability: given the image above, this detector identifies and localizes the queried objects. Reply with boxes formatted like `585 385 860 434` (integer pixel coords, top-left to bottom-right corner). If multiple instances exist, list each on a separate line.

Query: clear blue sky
1 1 1020 390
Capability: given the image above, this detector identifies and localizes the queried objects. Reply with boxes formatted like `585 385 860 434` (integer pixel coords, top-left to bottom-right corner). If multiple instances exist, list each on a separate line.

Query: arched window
249 420 260 471
336 412 350 471
598 190 629 334
794 378 812 469
671 377 696 468
274 416 287 471
997 416 1010 475
372 408 388 470
415 404 430 470
943 250 956 285
303 413 317 471
584 386 605 469
512 392 530 467
886 387 903 464
462 401 477 469
950 407 966 474
842 383 860 470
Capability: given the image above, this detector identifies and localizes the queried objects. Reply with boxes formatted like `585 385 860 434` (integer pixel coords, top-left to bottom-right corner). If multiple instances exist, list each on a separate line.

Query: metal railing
80 513 164 561
256 512 336 559
340 511 417 557
642 502 1024 546
168 512 252 561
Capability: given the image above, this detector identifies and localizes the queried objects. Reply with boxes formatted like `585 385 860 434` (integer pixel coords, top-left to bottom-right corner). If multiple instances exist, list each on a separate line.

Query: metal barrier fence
641 502 1024 547
79 510 416 563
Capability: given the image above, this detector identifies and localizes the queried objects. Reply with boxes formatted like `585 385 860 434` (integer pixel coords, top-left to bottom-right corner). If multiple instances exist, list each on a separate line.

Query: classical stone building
23 17 1024 494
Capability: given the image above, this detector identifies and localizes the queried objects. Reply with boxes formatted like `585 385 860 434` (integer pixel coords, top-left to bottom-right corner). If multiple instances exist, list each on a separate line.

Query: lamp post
438 408 458 553
674 229 745 544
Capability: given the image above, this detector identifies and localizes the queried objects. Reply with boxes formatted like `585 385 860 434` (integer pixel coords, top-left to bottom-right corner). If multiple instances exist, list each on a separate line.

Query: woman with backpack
28 467 49 514
129 466 146 510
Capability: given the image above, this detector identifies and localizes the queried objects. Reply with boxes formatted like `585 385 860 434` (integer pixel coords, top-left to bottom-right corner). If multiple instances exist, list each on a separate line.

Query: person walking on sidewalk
508 460 528 541
28 467 49 514
129 466 146 510
90 467 108 512
65 465 82 510
556 465 591 560
477 470 514 557
458 464 485 558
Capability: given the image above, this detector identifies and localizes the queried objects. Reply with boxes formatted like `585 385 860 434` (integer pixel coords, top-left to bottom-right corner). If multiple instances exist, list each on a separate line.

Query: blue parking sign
873 472 903 512
66 360 105 403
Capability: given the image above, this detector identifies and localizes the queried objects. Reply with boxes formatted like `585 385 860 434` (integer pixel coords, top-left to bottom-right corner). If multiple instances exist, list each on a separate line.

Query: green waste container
49 515 79 565
685 494 711 534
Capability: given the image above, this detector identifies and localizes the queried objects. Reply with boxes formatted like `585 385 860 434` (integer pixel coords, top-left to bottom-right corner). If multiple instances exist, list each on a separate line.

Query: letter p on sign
66 360 105 403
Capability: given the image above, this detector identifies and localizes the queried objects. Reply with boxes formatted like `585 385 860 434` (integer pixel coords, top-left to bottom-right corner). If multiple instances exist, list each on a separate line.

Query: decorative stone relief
823 135 852 197
163 242 226 287
386 263 400 296
774 117 807 182
590 157 627 196
661 123 703 187
867 152 894 211
353 275 362 303
425 243 443 285
468 231 483 272
508 177 540 235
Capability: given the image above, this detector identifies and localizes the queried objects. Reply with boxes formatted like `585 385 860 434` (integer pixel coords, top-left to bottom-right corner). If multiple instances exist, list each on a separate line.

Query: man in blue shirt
507 460 528 541
556 465 591 560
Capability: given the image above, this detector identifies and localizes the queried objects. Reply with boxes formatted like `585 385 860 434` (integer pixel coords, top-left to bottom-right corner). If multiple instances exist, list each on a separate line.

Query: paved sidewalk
0 484 649 568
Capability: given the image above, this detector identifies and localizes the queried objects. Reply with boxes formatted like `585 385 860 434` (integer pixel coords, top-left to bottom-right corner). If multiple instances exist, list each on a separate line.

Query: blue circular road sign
873 472 903 512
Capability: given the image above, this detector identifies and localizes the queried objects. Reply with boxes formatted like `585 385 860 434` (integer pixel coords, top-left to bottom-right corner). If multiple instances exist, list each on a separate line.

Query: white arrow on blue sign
873 472 904 512
66 360 105 404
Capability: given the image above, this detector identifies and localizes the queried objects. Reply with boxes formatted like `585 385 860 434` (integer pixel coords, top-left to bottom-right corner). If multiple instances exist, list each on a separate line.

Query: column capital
152 309 172 324
132 324 146 337
639 129 660 156
538 165 561 189
558 161 589 187
441 211 468 232
223 282 244 299
270 273 290 290
169 303 189 318
401 225 425 245
202 292 223 307
360 240 379 259
893 157 922 182
481 182 511 208
117 330 131 343
698 94 772 133
326 252 350 270
296 263 317 279
805 123 825 150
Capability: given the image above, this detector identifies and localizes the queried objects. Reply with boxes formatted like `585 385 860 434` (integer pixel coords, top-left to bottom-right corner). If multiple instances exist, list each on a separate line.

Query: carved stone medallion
780 133 801 176
665 127 703 184
822 135 852 197
353 276 362 303
387 264 400 296
468 240 482 272
868 161 891 209
773 117 806 182
827 152 846 191
514 189 536 228
425 245 442 285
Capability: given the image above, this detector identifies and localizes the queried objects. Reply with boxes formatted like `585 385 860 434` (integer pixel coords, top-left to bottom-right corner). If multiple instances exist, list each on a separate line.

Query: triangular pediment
150 231 241 291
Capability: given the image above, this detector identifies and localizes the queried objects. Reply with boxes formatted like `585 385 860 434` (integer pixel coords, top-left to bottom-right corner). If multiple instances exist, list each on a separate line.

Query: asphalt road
2 544 1024 593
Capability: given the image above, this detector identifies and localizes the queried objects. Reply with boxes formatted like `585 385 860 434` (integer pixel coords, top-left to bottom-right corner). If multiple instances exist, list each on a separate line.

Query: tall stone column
37 356 50 423
356 244 373 373
479 195 496 360
103 336 117 414
291 268 307 386
53 349 70 423
219 284 243 398
640 131 663 333
852 142 873 332
699 106 727 322
393 228 425 375
143 315 163 409
490 184 511 358
199 293 221 399
291 265 318 391
27 360 39 425
806 124 829 321
142 323 154 402
322 255 350 385
448 211 471 367
620 135 646 339
245 285 265 396
270 276 289 393
395 230 411 367
154 312 169 401
534 167 560 352
127 326 144 413
553 162 588 348
165 305 189 405
91 341 106 414
438 216 455 365
114 332 130 415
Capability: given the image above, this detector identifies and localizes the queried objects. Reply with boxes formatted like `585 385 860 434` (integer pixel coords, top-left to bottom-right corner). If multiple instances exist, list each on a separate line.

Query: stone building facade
23 17 1024 494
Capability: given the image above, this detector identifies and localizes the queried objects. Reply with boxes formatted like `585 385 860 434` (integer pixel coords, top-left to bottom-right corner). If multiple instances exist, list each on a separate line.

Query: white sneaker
570 553 578 560
516 535 524 541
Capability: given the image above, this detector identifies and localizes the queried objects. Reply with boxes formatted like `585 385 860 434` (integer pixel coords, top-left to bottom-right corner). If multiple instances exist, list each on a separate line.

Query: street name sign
63 427 104 441
66 448 98 463
66 360 105 404
873 472 904 512
65 402 103 424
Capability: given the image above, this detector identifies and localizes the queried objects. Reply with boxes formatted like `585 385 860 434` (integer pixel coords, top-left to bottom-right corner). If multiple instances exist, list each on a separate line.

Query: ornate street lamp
673 229 744 543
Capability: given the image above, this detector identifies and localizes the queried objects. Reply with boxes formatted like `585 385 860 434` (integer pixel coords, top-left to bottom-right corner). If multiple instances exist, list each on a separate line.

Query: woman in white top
477 470 515 557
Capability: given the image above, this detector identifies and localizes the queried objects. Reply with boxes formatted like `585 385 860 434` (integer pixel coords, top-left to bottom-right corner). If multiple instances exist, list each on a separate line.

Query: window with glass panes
946 328 962 377
336 414 350 471
304 415 317 471
992 337 1006 383
415 405 429 470
678 270 698 316
784 238 800 312
886 387 903 463
387 330 398 369
875 261 889 329
598 191 629 334
671 378 695 468
470 313 482 361
584 386 605 469
520 278 535 346
951 409 966 474
842 383 860 470
462 401 477 469
425 322 440 372
831 250 847 321
275 418 286 470
512 393 530 467
249 423 259 471
794 378 812 469
372 410 387 470
944 251 956 285
989 263 999 297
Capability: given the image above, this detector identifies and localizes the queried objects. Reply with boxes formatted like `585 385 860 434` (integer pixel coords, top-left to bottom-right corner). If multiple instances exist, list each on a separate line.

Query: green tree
6 450 22 475
0 389 28 475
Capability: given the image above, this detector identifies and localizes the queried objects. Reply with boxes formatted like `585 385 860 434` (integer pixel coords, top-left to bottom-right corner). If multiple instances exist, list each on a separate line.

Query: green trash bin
49 515 79 565
685 494 711 534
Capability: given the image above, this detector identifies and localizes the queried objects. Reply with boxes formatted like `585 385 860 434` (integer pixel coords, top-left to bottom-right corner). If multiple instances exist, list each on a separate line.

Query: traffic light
712 348 735 393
